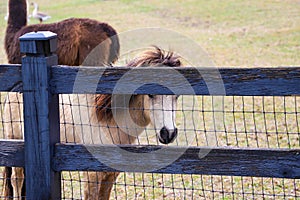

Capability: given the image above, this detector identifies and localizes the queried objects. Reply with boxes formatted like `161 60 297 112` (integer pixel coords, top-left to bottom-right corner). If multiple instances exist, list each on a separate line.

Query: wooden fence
0 31 299 199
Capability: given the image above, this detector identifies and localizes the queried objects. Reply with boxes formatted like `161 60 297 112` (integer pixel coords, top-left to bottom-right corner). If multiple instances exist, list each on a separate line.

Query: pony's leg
2 167 13 199
82 171 103 200
11 167 24 200
2 93 24 199
82 171 119 200
98 172 120 200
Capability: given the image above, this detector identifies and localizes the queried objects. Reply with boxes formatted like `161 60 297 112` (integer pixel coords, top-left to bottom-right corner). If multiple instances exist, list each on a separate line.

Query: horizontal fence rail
54 144 300 179
0 64 22 92
51 66 300 95
0 140 24 167
1 141 299 179
1 64 300 95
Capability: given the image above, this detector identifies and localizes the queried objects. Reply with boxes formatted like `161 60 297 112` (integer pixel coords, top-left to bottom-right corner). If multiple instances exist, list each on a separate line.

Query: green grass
0 0 300 199
0 0 299 66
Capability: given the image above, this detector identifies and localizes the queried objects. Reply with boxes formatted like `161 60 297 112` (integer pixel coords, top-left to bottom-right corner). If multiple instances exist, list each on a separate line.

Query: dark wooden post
20 31 61 199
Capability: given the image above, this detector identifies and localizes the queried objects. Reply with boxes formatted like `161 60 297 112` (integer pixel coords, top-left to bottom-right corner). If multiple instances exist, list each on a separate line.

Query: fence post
20 31 61 199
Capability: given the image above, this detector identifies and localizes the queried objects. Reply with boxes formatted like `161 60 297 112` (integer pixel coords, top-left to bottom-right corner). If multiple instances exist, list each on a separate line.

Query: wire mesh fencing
0 93 299 199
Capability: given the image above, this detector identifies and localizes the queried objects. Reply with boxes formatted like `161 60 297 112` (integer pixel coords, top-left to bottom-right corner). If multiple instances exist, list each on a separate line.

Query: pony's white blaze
148 95 178 143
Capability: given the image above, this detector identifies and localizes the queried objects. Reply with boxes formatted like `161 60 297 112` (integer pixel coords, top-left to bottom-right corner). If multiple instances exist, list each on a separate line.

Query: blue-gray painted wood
21 31 61 200
19 31 57 55
48 92 61 199
0 65 22 92
53 144 300 179
0 140 24 167
19 31 57 41
1 140 299 179
0 64 299 96
50 66 300 96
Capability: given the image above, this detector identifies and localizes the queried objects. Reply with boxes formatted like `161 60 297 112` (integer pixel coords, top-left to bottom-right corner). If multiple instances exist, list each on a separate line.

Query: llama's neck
6 0 27 33
5 0 27 63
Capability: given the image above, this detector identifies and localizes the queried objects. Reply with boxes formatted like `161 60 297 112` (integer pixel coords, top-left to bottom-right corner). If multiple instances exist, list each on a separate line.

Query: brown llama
3 0 119 199
5 0 119 65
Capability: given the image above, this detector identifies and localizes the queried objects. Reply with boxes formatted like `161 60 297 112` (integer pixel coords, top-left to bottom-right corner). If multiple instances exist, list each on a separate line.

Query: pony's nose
158 127 178 144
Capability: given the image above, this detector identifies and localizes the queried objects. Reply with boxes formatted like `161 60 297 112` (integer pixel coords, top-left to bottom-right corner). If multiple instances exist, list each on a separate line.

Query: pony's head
140 94 179 144
127 46 181 144
96 46 181 144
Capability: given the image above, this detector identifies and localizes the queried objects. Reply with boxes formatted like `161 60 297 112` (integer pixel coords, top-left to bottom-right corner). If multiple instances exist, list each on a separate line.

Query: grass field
0 0 299 66
0 0 300 199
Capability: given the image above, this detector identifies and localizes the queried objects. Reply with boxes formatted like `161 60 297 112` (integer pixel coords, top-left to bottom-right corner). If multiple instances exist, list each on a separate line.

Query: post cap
19 31 57 55
19 31 57 41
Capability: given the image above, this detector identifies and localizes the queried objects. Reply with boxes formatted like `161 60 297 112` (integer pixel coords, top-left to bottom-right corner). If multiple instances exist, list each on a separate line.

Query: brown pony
74 47 181 199
3 46 182 199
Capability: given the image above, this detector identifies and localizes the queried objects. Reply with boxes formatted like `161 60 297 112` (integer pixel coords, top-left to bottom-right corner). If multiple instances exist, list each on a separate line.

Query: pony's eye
148 94 154 98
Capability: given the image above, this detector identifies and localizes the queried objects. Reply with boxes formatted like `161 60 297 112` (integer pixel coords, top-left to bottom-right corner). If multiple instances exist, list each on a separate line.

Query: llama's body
5 0 119 66
6 17 119 66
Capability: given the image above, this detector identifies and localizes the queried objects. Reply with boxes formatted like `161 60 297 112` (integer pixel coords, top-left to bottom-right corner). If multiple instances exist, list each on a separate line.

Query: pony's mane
127 46 181 67
95 46 181 122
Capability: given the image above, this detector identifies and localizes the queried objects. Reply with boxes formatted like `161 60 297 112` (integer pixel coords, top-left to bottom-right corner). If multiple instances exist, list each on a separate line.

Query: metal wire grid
59 95 300 149
60 172 299 199
0 93 299 199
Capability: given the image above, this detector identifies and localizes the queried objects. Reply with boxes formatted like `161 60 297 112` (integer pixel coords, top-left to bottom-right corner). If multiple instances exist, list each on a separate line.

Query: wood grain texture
0 65 299 96
50 66 300 96
48 87 61 199
21 32 61 199
22 56 57 199
0 64 22 92
2 140 299 179
53 144 300 179
0 140 24 167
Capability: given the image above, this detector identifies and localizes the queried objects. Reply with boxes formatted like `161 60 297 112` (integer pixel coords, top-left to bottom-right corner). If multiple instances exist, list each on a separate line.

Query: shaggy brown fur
3 0 119 199
5 0 119 65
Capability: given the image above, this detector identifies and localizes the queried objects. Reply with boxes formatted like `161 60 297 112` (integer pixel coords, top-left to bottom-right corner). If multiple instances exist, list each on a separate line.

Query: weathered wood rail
2 64 300 95
1 142 299 179
50 66 300 95
0 31 299 199
0 64 22 92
